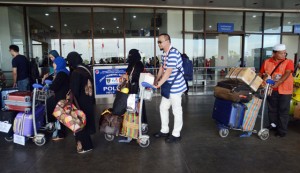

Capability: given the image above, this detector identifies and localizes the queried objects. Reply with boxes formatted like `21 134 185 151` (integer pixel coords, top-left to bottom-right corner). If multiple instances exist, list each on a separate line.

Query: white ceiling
1 0 300 10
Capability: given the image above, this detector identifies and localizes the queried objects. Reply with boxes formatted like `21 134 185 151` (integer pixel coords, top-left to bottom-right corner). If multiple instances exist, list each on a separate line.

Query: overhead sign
93 66 127 98
294 25 300 34
217 23 234 33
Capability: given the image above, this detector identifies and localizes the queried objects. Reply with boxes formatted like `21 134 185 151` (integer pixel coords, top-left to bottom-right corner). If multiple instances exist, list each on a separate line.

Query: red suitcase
4 91 32 113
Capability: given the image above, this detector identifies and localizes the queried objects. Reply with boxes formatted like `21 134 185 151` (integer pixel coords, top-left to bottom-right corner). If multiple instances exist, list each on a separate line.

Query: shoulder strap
270 58 286 76
77 65 92 77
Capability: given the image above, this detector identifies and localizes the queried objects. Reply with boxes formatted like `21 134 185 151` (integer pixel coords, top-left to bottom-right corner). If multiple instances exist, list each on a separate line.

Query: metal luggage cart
217 79 275 140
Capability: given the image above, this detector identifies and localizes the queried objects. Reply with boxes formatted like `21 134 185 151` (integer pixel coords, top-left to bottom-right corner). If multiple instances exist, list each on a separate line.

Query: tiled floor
1 95 300 173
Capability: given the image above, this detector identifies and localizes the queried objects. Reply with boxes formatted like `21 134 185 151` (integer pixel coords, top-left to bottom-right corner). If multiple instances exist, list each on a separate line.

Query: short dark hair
9 45 19 52
159 33 171 43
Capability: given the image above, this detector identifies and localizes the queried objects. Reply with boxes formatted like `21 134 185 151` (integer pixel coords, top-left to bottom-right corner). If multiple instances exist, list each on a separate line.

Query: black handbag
112 91 128 116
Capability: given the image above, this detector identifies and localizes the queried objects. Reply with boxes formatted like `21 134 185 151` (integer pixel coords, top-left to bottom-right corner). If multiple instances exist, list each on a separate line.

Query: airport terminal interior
1 0 300 173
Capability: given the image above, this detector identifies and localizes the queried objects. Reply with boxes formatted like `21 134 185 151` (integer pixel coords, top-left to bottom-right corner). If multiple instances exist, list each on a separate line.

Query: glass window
244 34 262 71
228 35 242 67
282 35 299 61
156 9 183 55
60 7 92 64
94 8 124 64
264 13 281 33
245 12 263 33
0 6 26 75
263 35 280 61
27 6 59 66
185 10 204 32
206 34 219 67
283 13 300 33
185 33 204 67
206 11 243 32
125 8 154 66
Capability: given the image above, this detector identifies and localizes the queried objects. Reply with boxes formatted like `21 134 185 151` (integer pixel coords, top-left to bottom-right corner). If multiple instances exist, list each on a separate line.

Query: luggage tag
0 121 12 133
13 134 25 146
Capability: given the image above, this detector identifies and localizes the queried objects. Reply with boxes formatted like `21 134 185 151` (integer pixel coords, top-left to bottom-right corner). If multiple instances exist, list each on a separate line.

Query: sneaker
153 132 169 138
77 149 93 154
275 132 286 138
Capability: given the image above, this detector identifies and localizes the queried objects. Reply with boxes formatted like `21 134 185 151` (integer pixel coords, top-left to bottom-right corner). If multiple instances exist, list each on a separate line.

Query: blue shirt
161 47 187 94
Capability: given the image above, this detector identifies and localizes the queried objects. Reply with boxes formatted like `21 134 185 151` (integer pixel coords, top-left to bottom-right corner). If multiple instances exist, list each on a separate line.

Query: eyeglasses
157 40 168 44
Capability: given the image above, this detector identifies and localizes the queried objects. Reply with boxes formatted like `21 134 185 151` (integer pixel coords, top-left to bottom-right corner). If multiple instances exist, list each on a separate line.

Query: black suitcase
0 110 18 141
215 80 253 103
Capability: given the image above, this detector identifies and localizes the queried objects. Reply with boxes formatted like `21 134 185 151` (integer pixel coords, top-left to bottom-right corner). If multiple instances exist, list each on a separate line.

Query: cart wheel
219 129 229 138
4 136 13 142
139 138 150 148
258 129 269 140
34 137 46 146
104 134 114 141
142 125 149 134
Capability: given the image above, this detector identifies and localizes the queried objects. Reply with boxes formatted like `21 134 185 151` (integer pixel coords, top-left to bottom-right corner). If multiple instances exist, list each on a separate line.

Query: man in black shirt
9 45 30 91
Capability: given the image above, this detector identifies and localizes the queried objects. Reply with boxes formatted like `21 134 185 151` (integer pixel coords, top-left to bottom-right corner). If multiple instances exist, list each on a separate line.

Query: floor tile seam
25 145 52 173
178 143 193 173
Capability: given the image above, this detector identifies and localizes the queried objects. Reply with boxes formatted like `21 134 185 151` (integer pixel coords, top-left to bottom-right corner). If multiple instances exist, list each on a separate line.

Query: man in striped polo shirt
153 33 187 143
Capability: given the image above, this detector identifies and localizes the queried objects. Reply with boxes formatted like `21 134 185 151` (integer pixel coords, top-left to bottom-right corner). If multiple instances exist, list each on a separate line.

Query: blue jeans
17 78 30 91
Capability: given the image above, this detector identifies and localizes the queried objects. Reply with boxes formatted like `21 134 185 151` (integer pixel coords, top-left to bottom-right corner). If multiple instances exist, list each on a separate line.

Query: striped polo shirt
161 46 187 94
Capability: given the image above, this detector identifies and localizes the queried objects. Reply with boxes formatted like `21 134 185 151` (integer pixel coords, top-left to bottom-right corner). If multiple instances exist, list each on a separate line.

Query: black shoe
153 132 169 138
275 132 286 138
165 135 181 143
267 125 277 131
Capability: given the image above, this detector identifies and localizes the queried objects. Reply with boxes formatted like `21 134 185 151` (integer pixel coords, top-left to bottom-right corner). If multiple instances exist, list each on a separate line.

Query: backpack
168 48 193 81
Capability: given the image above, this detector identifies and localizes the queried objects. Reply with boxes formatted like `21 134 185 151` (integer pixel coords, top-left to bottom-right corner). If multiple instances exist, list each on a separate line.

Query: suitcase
99 108 123 135
13 106 45 137
0 110 18 139
212 98 246 128
242 97 262 131
4 91 32 113
1 88 18 109
215 80 253 103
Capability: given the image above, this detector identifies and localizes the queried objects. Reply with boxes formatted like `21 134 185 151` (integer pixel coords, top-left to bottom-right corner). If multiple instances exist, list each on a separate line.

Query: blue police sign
93 66 127 97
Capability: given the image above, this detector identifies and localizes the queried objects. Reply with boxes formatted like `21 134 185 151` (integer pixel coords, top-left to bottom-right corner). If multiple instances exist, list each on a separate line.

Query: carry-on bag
120 112 139 139
215 80 253 103
99 108 123 135
13 105 45 137
112 91 128 116
242 96 262 131
4 91 32 113
212 98 246 128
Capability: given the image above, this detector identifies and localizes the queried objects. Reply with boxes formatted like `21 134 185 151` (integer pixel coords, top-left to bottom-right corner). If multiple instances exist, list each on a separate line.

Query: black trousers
75 128 93 151
267 91 291 135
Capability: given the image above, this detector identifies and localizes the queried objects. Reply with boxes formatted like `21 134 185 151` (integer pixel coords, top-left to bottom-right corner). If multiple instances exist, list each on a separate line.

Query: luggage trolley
136 82 156 148
216 79 274 140
30 80 53 146
36 80 55 132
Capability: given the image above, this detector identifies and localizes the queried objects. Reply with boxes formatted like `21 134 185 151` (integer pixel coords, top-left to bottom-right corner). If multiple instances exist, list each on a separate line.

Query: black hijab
127 49 141 73
66 51 83 70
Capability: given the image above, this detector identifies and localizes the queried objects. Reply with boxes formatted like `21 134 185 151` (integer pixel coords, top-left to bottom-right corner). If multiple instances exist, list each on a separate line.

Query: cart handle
33 83 43 89
45 80 53 85
266 79 275 85
141 82 156 90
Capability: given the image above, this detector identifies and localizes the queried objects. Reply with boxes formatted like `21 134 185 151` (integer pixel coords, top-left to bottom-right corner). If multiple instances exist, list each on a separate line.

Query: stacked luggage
0 84 48 146
212 67 268 139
